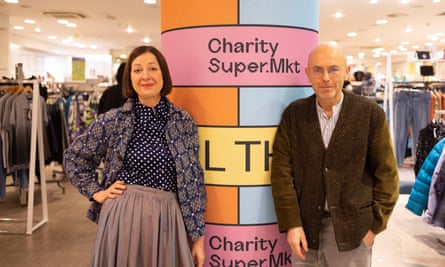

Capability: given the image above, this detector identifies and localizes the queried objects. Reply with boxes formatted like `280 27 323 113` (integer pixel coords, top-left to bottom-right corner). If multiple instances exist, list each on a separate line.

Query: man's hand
287 226 308 260
362 230 376 248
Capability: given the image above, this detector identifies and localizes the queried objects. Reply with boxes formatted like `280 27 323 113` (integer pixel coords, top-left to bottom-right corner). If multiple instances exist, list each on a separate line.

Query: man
270 43 399 267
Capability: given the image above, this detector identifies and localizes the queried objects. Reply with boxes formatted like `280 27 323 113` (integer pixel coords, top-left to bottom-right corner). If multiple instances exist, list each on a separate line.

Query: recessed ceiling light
373 48 384 53
13 25 24 30
126 26 134 33
74 43 86 48
34 27 41 32
375 38 381 43
405 27 413 33
347 32 358 37
5 0 19 3
48 35 57 40
335 12 343 18
24 19 35 24
144 0 156 4
66 22 77 28
376 19 388 24
143 37 151 43
57 19 68 25
62 37 73 43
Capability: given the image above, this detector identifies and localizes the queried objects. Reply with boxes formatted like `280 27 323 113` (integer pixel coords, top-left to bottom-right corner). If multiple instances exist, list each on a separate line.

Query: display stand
384 54 395 144
0 80 48 235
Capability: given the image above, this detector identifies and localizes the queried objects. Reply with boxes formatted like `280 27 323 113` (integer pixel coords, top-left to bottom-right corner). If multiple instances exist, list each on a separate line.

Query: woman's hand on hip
92 180 126 204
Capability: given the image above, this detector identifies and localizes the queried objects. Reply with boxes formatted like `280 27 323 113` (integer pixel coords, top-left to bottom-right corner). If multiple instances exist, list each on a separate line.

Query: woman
63 45 206 267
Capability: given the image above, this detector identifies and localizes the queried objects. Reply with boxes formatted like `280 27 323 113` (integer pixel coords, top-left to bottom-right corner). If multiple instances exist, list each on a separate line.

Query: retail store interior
1 0 445 266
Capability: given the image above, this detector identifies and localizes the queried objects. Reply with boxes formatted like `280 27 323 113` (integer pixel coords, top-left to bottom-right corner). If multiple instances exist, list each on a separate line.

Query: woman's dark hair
115 62 126 86
353 71 365 81
122 45 173 98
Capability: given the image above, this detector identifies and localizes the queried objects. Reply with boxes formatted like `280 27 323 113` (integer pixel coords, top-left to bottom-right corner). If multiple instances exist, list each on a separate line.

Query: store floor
0 165 444 267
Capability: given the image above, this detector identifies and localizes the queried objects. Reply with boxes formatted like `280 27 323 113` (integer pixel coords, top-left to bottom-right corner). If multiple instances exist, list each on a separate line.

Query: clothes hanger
22 85 33 93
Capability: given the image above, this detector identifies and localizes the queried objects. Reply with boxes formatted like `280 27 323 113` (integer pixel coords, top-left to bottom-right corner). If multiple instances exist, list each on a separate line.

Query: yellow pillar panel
199 127 276 186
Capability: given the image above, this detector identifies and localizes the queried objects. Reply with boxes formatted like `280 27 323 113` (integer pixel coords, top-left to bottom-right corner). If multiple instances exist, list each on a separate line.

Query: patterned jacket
423 145 445 228
271 92 399 251
63 97 206 241
406 137 445 216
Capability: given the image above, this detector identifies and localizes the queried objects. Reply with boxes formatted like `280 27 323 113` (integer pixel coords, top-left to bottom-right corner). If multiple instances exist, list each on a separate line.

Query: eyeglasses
310 66 342 77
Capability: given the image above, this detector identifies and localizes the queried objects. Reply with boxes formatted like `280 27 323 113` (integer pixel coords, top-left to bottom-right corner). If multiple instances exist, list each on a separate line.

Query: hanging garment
423 146 445 229
406 138 445 216
414 122 445 176
393 89 432 166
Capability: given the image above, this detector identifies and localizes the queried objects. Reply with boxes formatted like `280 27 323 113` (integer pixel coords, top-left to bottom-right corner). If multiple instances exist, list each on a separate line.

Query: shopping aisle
373 167 445 266
0 166 444 266
0 165 96 267
373 196 445 267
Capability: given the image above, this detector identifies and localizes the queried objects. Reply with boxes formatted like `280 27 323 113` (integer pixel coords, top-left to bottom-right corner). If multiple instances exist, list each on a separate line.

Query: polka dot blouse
117 98 177 192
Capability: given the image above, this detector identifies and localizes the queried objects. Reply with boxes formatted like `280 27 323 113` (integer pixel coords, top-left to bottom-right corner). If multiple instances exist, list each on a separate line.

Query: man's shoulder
344 91 381 109
286 94 315 110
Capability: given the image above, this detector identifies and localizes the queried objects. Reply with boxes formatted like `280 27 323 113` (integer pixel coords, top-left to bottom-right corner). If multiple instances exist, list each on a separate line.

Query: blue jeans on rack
14 168 29 189
393 90 431 166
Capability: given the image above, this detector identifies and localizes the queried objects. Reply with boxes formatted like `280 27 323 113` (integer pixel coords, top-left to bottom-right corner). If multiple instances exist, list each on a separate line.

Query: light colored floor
373 167 445 267
0 165 444 266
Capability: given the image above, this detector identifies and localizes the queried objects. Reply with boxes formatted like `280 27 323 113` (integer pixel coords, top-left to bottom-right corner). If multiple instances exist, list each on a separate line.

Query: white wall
9 44 112 84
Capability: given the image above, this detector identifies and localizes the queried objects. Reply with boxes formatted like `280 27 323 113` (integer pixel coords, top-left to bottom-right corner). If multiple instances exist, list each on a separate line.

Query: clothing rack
384 53 445 145
392 80 445 89
384 54 394 144
0 80 48 235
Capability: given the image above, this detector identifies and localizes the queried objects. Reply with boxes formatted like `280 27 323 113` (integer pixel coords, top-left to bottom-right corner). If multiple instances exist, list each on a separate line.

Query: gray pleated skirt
90 185 193 267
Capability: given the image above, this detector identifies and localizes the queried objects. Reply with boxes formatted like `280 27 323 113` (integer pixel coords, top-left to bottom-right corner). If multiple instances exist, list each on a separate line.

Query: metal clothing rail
0 80 48 235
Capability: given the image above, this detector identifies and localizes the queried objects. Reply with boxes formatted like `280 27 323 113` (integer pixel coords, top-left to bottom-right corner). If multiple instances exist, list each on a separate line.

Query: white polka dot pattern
118 99 177 192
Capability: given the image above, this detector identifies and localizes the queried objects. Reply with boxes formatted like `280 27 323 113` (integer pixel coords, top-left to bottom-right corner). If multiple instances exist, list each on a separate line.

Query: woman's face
130 52 163 107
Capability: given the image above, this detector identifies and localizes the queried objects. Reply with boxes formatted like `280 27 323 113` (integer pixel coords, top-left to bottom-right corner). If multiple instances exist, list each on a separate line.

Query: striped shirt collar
316 92 344 148
315 91 344 118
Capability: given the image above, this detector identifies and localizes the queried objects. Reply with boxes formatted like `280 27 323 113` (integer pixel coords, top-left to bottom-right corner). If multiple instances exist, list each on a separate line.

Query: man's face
305 46 350 104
